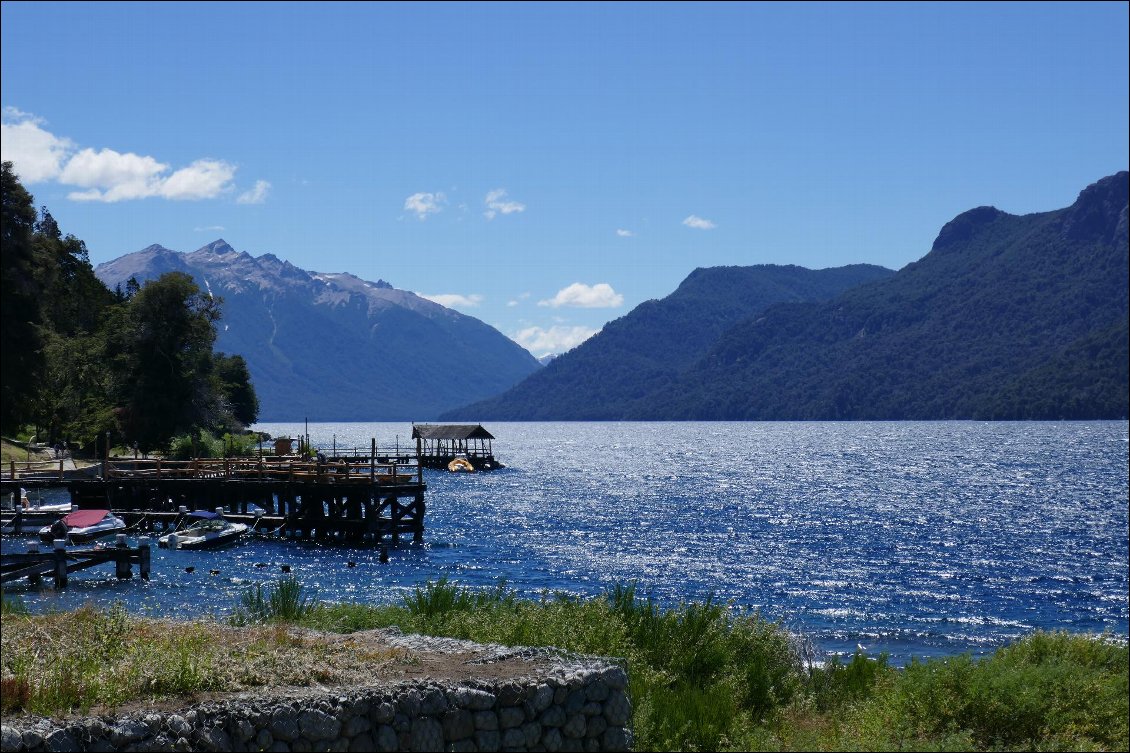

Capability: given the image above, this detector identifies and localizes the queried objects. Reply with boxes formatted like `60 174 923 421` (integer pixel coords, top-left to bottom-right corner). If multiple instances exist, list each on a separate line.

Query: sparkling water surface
5 421 1127 665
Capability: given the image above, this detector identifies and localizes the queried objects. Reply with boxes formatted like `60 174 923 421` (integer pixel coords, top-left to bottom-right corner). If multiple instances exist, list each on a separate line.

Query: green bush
808 650 891 712
167 430 225 460
222 431 263 457
831 631 1129 751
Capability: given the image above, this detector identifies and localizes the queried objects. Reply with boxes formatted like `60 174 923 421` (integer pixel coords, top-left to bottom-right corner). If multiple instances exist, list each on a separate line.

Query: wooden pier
1 539 150 588
2 449 428 544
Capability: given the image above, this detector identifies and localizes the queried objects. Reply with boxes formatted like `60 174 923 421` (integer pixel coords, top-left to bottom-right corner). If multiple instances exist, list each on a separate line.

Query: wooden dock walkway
2 452 428 544
1 539 150 588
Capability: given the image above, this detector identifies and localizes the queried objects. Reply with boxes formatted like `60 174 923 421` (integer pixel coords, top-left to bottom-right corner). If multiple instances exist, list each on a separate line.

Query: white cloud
513 325 599 357
194 225 226 232
60 147 169 201
159 159 236 200
420 293 484 309
1 108 238 201
682 214 716 230
616 229 635 237
484 188 525 220
404 191 446 220
60 150 236 202
237 179 272 204
1 109 75 182
538 282 624 309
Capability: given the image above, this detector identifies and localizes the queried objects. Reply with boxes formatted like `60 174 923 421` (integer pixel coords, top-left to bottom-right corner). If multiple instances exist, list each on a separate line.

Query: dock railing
3 458 71 481
101 456 422 485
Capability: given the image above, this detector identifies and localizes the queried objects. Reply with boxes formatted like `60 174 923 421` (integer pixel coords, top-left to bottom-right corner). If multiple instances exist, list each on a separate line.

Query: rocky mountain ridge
95 241 541 420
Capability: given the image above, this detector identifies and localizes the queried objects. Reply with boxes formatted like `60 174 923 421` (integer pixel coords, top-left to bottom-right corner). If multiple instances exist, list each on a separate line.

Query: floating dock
1 538 150 588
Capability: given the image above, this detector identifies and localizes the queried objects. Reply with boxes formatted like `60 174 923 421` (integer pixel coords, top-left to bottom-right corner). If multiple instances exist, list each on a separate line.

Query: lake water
4 421 1127 665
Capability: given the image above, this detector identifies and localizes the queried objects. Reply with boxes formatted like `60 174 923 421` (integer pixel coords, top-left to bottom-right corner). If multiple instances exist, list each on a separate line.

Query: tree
33 206 114 336
0 161 45 430
106 272 223 452
214 353 260 428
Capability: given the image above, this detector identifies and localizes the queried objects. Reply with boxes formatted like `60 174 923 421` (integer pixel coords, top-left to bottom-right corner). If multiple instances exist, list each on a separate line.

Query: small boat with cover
39 508 127 544
158 510 248 550
447 454 475 472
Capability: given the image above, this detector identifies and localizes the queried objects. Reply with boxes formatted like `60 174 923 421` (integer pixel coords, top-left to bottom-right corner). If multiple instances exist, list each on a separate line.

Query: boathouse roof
411 424 495 440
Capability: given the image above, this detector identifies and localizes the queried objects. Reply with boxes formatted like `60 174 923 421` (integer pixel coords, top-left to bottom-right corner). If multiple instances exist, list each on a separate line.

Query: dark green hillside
443 264 894 420
632 172 1129 420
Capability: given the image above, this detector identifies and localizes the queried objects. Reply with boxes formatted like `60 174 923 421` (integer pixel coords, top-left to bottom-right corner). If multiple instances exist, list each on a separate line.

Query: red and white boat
39 509 127 544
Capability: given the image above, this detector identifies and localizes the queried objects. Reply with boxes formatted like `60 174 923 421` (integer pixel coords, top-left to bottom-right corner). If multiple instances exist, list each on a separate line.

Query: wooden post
371 438 376 481
139 540 151 580
27 541 40 587
413 492 425 542
53 546 68 588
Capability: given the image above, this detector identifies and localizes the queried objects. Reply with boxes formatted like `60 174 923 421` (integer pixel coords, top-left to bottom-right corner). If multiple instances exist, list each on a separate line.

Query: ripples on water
4 421 1127 665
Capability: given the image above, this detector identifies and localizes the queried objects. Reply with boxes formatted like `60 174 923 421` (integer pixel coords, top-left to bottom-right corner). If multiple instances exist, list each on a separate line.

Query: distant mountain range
445 172 1128 421
95 242 541 420
443 263 896 420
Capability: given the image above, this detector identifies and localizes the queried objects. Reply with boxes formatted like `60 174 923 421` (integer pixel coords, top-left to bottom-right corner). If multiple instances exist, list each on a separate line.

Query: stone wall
0 663 631 752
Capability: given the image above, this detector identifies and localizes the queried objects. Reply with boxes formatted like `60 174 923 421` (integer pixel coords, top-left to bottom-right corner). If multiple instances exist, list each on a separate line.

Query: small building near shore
411 424 502 470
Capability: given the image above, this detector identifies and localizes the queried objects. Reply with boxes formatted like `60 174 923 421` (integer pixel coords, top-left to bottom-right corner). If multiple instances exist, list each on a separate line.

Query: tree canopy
0 162 259 452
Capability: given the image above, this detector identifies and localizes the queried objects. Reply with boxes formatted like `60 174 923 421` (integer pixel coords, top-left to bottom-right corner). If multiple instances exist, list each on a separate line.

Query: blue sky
3 2 1127 357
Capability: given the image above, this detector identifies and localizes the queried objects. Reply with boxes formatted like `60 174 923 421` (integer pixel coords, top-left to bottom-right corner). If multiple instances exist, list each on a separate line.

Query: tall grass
301 579 1129 752
231 575 316 624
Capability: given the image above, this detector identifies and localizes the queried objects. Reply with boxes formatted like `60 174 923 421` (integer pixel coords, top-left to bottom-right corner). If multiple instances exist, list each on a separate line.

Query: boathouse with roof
412 424 502 471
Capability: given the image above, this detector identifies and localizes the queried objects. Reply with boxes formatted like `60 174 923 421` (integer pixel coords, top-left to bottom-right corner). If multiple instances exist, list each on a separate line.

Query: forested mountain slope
631 172 1129 419
444 263 894 419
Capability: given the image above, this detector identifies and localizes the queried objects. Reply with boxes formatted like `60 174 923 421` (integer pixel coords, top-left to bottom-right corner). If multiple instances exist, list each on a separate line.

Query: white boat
39 508 127 544
1 488 73 534
158 510 248 550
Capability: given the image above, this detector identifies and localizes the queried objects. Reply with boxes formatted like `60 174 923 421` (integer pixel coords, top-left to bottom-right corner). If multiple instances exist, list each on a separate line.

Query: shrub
861 631 1128 750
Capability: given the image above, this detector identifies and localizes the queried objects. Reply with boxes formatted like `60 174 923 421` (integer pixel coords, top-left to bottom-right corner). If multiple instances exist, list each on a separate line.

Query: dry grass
0 606 416 716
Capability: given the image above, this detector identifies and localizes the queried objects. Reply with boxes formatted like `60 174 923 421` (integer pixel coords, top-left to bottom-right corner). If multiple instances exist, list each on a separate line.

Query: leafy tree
105 272 223 452
33 207 115 336
37 331 116 451
0 161 45 430
213 353 259 428
25 206 120 447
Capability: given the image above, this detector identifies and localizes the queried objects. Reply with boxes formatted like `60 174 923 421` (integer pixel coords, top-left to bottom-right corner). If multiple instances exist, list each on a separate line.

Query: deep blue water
4 421 1127 665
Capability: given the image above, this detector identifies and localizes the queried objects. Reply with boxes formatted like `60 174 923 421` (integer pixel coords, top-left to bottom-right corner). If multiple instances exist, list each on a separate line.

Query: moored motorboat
39 508 127 544
447 455 475 472
158 510 248 550
1 488 74 535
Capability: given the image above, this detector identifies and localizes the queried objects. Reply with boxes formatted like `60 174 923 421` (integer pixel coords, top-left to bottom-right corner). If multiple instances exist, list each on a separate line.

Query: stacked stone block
0 664 631 752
